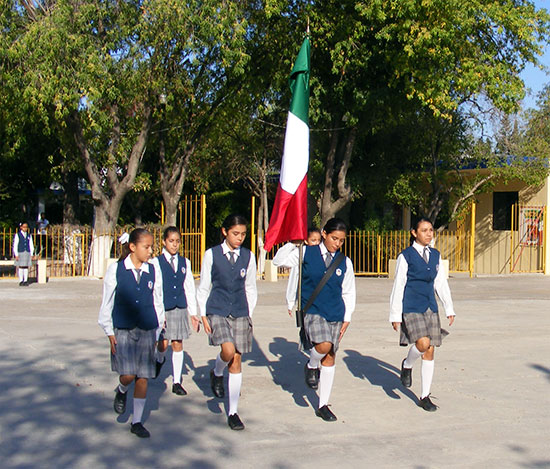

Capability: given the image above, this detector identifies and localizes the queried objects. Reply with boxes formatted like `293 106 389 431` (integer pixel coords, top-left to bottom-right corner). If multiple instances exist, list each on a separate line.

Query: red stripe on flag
264 176 308 251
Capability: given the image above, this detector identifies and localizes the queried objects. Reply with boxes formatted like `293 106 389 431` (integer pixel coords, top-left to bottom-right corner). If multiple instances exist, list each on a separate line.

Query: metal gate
510 204 546 273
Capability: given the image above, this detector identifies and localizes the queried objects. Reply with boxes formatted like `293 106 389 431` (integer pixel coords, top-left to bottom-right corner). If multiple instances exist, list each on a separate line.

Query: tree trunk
62 170 80 225
159 137 193 227
319 127 357 226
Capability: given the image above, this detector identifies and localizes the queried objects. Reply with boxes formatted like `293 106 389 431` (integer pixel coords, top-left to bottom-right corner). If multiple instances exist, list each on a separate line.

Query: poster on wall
519 206 544 246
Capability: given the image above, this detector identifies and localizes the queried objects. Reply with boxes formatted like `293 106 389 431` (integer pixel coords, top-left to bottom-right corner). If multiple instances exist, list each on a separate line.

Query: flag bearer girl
285 227 322 315
273 218 356 422
98 229 165 438
13 222 34 286
389 218 455 411
196 214 257 430
152 226 200 395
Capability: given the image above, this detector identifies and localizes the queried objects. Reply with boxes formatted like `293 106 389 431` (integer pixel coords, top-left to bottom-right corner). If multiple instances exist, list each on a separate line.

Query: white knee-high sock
156 348 166 362
421 359 435 398
404 345 422 369
18 269 24 282
132 398 146 424
172 350 184 384
22 268 28 281
228 372 242 416
308 347 326 369
214 353 228 377
318 365 336 408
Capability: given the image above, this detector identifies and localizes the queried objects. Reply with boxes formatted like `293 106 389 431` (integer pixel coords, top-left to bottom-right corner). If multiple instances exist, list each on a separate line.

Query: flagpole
296 241 304 328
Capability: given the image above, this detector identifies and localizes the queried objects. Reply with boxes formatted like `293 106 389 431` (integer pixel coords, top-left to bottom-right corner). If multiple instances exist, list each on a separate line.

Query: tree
306 0 550 225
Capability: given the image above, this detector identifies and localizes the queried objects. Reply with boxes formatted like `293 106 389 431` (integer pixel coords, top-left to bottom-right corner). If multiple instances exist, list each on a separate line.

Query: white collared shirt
12 231 34 255
196 240 258 317
98 255 165 336
273 242 356 322
149 249 198 317
389 241 455 322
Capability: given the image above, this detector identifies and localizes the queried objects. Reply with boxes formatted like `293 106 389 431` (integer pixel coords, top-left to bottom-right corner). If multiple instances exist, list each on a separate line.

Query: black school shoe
315 405 337 422
210 369 225 398
130 422 150 438
304 363 320 389
154 358 165 379
172 383 187 395
113 388 127 414
227 413 245 430
400 359 412 388
418 395 438 412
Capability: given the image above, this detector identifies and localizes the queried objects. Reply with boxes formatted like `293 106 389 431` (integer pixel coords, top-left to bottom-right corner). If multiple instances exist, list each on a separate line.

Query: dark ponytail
220 214 248 241
323 217 347 235
118 228 151 261
409 217 433 246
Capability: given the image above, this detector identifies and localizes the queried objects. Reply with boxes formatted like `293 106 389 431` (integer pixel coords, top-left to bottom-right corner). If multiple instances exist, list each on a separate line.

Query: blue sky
520 0 550 110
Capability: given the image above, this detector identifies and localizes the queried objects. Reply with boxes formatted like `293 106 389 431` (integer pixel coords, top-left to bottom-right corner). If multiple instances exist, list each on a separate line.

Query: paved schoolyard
0 275 548 469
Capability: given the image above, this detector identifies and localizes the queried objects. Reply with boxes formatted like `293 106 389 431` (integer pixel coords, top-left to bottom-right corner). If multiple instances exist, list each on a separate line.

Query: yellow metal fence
257 229 472 277
1 225 204 278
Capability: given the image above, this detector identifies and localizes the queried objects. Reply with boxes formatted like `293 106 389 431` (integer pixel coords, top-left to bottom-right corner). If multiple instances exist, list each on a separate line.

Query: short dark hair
308 226 321 236
222 214 248 231
323 218 347 234
163 226 180 240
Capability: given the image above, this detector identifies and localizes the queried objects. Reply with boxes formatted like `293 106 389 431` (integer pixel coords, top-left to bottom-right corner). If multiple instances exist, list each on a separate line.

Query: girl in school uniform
196 214 257 431
273 218 356 422
152 226 200 395
98 228 165 438
389 218 455 412
285 227 322 315
13 222 34 286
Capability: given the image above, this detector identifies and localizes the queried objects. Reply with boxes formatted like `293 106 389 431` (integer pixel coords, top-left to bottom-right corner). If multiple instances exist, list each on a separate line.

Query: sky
520 0 550 110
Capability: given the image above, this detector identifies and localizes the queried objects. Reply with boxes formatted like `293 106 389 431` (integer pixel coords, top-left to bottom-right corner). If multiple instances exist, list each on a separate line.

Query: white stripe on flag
280 112 309 195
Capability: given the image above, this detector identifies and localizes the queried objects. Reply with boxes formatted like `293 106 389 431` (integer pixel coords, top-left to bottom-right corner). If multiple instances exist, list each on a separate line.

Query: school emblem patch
148 280 153 290
240 268 246 278
181 266 186 274
336 268 342 277
436 264 439 272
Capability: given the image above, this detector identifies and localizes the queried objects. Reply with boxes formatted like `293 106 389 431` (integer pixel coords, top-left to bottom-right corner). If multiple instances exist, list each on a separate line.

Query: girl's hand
108 335 117 355
15 256 19 261
392 322 401 332
201 316 212 334
190 315 201 333
448 316 455 326
338 321 350 342
287 309 293 317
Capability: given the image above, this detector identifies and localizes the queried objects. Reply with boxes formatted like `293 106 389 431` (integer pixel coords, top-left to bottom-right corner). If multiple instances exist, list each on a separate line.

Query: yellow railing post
510 204 515 273
200 194 206 262
376 234 381 275
161 202 165 225
543 205 547 274
250 196 256 256
469 201 476 278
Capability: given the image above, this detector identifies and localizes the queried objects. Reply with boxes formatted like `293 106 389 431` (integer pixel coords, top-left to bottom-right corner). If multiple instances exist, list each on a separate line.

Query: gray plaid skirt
14 252 32 267
399 309 448 347
207 314 253 354
304 313 343 352
111 327 156 378
162 307 191 341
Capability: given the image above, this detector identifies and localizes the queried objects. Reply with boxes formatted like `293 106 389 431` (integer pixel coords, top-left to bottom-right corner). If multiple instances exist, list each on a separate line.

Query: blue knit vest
402 246 440 313
205 245 250 317
112 261 158 330
17 232 31 253
301 245 347 322
158 254 188 311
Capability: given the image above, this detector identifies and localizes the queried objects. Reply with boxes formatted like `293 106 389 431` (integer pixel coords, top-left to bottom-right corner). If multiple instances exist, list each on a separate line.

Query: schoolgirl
196 214 257 430
389 218 455 411
151 226 200 395
98 229 165 438
285 227 322 315
273 218 356 422
12 222 34 286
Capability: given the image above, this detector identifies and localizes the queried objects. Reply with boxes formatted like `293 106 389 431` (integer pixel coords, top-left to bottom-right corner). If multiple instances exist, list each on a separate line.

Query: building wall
465 179 548 274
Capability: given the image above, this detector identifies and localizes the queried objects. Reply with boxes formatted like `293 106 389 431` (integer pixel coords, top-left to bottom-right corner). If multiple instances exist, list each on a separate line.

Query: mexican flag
264 37 311 251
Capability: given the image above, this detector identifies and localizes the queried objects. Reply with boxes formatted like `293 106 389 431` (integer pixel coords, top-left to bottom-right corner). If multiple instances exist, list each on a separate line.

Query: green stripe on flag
289 37 310 125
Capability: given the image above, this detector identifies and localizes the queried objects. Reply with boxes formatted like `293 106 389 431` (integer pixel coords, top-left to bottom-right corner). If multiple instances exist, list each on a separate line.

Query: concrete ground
0 275 548 469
